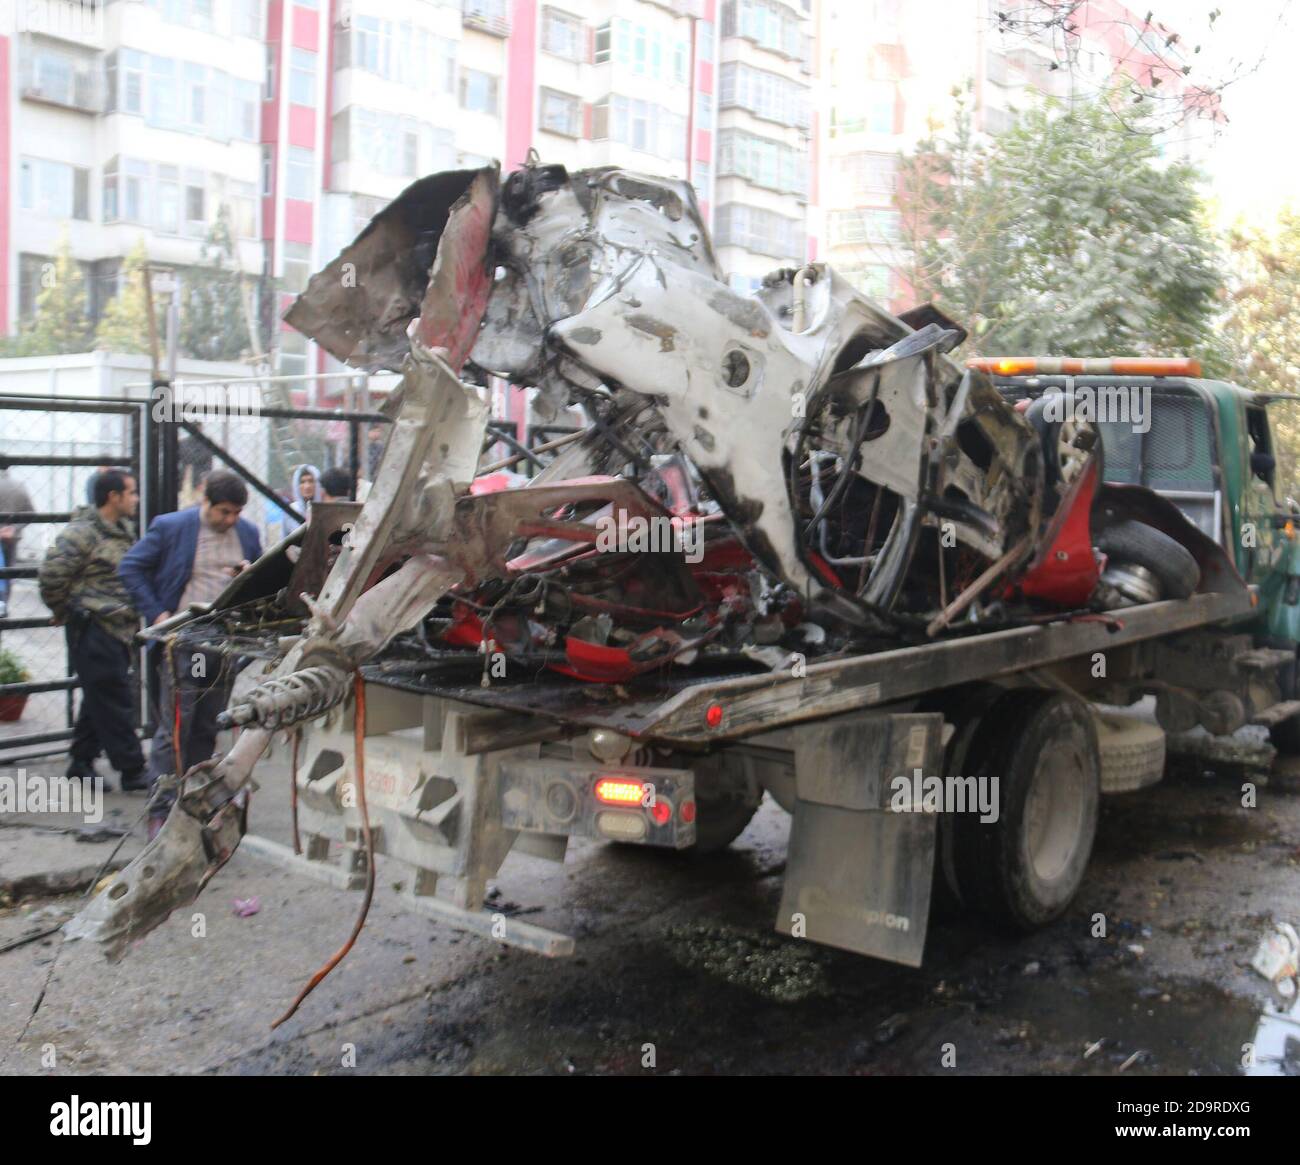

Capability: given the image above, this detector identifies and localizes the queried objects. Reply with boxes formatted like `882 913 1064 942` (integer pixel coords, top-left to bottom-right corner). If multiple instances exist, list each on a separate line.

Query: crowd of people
28 460 359 837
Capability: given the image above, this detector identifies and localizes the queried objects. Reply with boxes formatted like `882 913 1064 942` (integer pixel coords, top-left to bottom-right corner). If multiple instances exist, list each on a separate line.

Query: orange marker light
594 777 647 806
968 356 1202 378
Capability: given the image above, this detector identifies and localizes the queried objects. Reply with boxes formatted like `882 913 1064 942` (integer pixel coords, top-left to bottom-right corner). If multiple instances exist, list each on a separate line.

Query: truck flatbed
361 588 1255 744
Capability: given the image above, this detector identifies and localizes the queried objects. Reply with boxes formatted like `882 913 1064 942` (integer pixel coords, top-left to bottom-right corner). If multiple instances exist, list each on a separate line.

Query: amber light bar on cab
968 356 1202 378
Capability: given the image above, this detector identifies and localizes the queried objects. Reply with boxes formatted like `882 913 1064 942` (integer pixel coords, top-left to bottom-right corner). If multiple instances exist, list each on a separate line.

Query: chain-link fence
0 372 584 765
0 395 145 763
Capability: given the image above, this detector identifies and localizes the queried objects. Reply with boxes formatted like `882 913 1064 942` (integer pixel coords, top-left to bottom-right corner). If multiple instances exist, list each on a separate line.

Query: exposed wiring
271 672 375 1029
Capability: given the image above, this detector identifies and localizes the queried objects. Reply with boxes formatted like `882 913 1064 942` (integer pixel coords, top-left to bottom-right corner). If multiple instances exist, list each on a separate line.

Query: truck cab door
1244 403 1284 584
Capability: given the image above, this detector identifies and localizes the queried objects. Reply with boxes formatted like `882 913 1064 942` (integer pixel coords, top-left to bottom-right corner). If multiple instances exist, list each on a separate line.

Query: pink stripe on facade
288 104 315 147
291 4 318 50
699 60 713 91
505 0 538 171
284 199 313 243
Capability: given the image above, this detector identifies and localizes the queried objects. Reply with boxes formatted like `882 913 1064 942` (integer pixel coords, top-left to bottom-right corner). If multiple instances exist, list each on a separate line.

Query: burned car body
67 161 1235 962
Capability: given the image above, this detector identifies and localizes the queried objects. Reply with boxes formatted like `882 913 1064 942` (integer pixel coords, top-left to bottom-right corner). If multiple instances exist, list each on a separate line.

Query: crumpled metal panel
285 166 499 372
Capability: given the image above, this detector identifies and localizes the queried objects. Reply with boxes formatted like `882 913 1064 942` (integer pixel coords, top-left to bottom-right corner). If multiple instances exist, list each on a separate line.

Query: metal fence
0 395 146 764
0 372 581 766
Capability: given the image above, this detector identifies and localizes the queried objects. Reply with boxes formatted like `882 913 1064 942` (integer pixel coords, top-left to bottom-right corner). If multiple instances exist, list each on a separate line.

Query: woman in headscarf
268 462 321 543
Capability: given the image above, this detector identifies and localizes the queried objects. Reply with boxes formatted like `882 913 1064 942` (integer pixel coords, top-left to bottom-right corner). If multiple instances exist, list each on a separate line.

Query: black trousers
146 647 232 815
68 619 145 774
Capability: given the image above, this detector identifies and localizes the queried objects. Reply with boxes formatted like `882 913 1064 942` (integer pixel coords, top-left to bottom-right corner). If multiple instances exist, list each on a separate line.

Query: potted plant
0 647 30 721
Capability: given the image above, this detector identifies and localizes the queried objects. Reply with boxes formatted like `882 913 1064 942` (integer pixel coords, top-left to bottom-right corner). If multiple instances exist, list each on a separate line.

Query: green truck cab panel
999 374 1300 647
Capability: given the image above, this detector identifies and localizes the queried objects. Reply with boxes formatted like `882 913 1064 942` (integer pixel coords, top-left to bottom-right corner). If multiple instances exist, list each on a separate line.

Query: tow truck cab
977 359 1300 643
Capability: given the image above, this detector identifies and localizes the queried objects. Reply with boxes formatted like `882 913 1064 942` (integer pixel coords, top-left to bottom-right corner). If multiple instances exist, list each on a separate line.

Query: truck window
1098 390 1215 493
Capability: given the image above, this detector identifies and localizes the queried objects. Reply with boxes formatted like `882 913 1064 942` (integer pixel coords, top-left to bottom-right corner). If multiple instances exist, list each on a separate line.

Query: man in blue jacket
119 470 262 831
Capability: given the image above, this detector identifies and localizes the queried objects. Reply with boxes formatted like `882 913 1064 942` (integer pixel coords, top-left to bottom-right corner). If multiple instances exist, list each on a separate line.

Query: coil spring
223 665 350 730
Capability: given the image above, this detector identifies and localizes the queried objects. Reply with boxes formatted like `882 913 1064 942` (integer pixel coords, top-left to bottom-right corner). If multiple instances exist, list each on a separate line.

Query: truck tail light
594 777 647 806
649 798 673 825
596 811 647 841
679 799 697 824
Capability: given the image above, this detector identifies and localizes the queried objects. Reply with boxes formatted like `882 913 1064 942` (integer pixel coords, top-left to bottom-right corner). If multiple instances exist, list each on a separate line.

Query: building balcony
462 0 511 38
17 0 105 48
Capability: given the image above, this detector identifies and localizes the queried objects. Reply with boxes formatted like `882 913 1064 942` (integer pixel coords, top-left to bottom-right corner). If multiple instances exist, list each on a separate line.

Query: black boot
66 758 100 784
119 766 150 792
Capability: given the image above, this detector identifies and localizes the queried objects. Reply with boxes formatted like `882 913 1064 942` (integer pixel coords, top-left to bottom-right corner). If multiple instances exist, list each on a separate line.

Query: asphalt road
1 746 1298 1076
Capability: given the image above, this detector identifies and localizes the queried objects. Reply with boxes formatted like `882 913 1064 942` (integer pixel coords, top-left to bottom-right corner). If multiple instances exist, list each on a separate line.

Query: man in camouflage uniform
39 469 147 790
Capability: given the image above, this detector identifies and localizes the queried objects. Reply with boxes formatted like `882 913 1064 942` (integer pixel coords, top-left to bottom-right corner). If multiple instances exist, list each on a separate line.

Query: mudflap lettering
776 802 935 967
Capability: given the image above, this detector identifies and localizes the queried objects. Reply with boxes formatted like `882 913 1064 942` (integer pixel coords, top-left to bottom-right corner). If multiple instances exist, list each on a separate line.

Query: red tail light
594 777 646 806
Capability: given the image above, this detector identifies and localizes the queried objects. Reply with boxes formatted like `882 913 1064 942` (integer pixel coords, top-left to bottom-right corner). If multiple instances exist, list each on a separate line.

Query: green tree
179 206 251 362
1224 208 1300 499
894 90 1228 370
1223 208 1300 395
1 235 93 355
93 238 152 354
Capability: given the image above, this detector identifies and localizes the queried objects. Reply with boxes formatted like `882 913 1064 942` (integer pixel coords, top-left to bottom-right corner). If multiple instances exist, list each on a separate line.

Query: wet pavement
1 743 1297 1076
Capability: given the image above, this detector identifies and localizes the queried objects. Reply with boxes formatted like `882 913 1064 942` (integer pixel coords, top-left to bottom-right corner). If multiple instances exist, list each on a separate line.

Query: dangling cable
271 673 374 1029
290 729 302 856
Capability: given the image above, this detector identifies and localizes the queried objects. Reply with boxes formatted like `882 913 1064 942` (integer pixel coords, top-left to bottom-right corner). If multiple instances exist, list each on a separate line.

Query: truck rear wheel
689 752 763 854
949 690 1100 931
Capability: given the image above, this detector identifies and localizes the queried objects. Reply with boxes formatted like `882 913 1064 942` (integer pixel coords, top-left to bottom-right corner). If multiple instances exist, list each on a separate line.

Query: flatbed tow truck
66 164 1300 975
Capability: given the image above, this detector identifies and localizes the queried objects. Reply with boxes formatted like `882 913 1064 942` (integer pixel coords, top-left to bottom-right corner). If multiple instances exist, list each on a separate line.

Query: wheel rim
1023 732 1088 884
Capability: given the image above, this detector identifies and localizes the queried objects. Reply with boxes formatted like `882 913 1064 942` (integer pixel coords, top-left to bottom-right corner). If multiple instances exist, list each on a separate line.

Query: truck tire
920 684 1007 911
1096 711 1166 793
950 690 1101 931
1095 520 1199 599
1271 716 1300 755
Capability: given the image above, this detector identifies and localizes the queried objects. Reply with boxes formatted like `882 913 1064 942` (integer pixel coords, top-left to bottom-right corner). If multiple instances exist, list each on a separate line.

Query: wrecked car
69 161 1287 985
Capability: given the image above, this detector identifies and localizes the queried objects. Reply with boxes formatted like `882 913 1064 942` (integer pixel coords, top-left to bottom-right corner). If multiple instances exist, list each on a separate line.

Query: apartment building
3 0 826 402
5 0 264 338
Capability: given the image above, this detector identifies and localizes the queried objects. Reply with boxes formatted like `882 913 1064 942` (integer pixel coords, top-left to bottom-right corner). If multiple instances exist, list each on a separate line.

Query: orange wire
290 730 302 856
271 673 374 1029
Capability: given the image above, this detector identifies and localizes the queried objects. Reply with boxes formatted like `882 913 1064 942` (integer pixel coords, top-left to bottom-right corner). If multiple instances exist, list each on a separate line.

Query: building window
713 203 803 259
698 20 715 63
261 145 274 196
184 62 206 129
233 0 261 38
590 95 685 159
282 241 312 294
718 62 810 129
837 152 898 199
717 130 809 198
289 47 317 106
286 146 314 200
539 88 581 137
692 160 711 206
19 157 91 221
228 181 257 238
185 176 207 232
157 165 181 232
22 44 99 110
594 22 611 64
673 40 689 85
542 8 584 61
264 43 276 99
722 0 805 60
459 69 499 115
829 209 900 246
